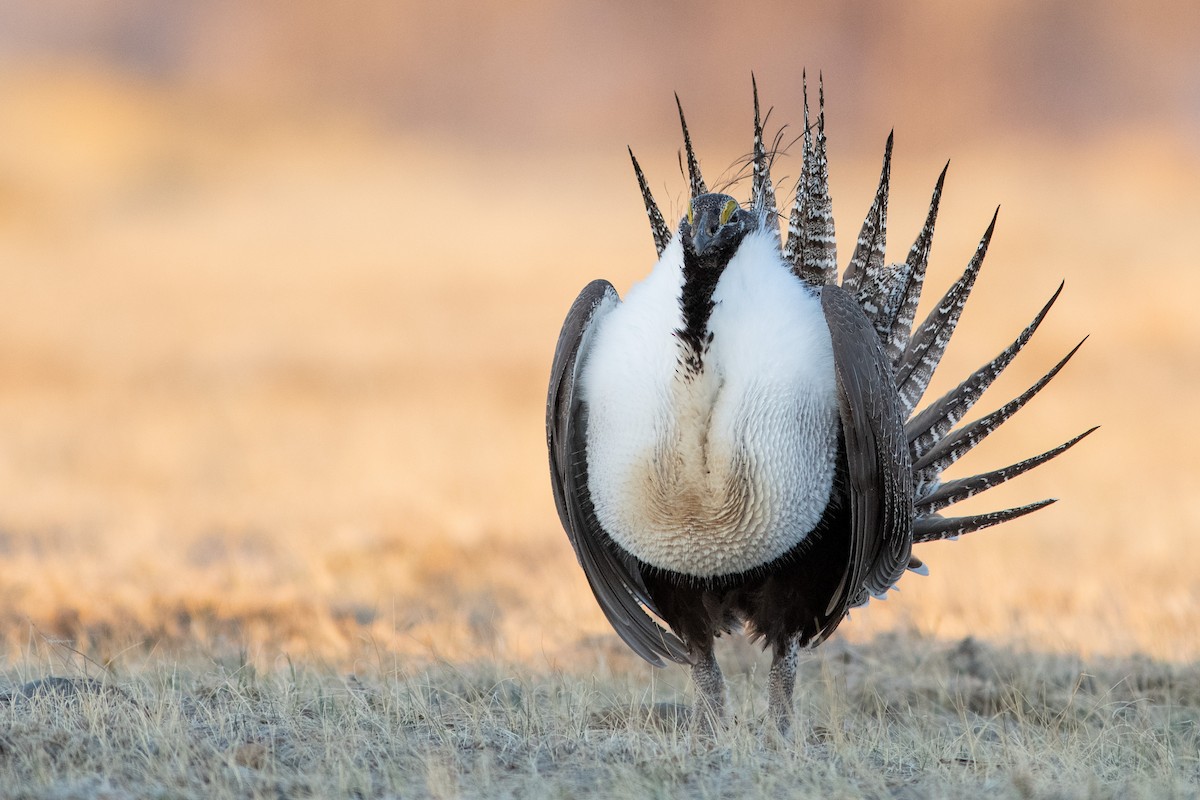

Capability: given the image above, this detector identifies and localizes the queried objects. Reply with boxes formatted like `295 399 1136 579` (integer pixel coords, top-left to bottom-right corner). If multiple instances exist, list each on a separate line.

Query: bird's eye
687 201 694 226
719 199 738 225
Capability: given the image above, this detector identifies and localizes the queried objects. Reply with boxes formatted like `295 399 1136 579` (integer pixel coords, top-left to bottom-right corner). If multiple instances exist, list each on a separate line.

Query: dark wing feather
820 285 915 623
548 280 691 667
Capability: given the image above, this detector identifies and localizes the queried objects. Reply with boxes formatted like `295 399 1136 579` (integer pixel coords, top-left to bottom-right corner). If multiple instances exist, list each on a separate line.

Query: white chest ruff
581 233 840 578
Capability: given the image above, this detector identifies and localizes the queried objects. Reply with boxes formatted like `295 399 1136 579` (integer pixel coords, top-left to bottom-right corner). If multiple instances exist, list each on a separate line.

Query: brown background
0 1 1195 666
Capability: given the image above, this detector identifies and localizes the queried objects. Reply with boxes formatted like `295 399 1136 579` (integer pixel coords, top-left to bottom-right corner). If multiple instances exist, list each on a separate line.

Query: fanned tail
807 98 1091 563
902 307 1089 546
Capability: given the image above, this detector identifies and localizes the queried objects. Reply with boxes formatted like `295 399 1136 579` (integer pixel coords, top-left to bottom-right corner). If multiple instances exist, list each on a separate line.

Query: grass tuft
0 635 1196 798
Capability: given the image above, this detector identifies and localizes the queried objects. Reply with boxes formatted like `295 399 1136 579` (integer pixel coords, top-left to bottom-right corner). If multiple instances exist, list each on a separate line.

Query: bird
546 76 1094 735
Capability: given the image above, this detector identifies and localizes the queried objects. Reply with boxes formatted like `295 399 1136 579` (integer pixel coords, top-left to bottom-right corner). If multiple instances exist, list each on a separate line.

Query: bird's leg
690 644 726 732
768 636 800 736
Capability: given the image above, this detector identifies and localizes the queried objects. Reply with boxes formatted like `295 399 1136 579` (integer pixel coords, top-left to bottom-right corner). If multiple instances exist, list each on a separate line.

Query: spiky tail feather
675 93 707 200
837 136 1090 547
750 74 780 243
628 147 670 257
784 71 837 286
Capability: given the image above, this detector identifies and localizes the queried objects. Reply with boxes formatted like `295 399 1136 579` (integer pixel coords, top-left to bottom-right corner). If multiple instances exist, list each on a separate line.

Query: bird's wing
820 284 915 620
547 280 692 667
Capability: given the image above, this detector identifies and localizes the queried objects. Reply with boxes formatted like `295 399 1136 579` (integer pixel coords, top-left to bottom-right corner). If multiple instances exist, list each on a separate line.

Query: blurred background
0 1 1196 668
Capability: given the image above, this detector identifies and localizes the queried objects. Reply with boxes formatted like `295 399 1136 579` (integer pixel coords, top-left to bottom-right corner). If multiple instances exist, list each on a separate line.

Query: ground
2 636 1197 798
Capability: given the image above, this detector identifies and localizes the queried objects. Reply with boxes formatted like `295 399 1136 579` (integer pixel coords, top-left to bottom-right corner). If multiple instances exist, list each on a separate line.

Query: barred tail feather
913 337 1088 481
895 209 997 417
750 74 780 241
842 131 893 296
628 147 671 257
884 163 947 367
675 94 707 199
785 72 837 286
907 282 1065 459
913 499 1058 544
782 74 810 278
916 427 1097 515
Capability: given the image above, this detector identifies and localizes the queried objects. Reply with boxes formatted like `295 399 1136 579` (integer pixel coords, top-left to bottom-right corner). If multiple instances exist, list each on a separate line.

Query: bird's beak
691 224 714 256
690 209 721 257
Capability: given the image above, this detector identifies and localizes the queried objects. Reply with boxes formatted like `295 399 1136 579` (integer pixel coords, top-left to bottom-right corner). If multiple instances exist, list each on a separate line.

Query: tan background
0 1 1196 667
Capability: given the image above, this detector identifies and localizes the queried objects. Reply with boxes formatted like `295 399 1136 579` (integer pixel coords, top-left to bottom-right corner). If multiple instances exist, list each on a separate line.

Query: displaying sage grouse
547 77 1093 733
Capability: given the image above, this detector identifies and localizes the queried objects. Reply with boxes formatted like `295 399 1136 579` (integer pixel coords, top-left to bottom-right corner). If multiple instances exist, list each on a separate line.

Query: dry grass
0 66 1197 796
2 636 1197 798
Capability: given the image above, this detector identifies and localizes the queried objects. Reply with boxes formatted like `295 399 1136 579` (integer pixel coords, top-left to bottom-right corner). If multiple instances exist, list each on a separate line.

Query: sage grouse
547 77 1093 733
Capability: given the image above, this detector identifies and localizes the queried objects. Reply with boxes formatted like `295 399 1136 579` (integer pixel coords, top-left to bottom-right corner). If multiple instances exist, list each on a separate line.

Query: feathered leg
768 636 800 735
691 645 727 731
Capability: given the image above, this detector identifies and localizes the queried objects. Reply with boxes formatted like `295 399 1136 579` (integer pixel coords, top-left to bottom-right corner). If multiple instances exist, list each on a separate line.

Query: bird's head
680 193 758 268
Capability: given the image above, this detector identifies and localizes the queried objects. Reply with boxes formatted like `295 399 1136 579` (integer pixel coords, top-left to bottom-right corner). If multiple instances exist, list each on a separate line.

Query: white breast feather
581 229 840 578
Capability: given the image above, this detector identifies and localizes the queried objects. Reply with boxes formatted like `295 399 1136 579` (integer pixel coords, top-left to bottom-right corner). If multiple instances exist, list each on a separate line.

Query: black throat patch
676 237 734 375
